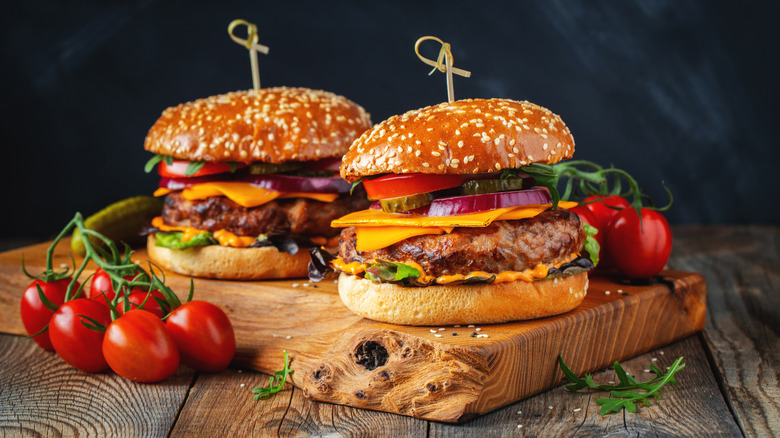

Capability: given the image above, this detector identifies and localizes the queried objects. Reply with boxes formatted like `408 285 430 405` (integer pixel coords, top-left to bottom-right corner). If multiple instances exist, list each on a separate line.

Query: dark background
2 0 778 245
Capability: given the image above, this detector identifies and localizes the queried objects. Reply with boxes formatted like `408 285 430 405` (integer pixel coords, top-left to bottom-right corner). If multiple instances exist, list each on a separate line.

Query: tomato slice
158 160 245 178
362 174 466 200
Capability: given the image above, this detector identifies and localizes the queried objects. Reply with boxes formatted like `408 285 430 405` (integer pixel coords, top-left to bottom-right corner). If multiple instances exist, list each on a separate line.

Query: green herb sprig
558 355 685 415
253 350 294 400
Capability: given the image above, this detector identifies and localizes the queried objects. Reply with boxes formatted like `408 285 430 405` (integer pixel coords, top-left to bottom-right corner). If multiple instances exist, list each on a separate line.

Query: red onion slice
240 174 352 193
413 187 552 217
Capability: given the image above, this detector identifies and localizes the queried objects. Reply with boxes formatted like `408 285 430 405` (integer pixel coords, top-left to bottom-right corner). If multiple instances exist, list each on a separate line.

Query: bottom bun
146 235 310 280
337 272 589 325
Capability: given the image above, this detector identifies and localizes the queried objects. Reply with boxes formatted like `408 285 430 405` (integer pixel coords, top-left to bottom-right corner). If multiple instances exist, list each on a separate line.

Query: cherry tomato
158 160 244 178
20 278 80 350
362 174 466 200
607 208 673 279
103 310 180 382
89 268 141 302
118 290 168 319
49 298 111 372
579 195 631 268
166 301 236 372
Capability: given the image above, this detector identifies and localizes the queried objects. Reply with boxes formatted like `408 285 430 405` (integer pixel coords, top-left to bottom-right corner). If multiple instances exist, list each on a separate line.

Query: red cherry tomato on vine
607 208 673 279
49 298 111 372
89 268 139 302
20 278 80 350
118 290 168 319
166 301 236 372
579 195 631 268
103 310 180 382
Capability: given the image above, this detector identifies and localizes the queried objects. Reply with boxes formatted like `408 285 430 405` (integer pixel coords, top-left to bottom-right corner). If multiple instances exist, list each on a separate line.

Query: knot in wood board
354 341 388 371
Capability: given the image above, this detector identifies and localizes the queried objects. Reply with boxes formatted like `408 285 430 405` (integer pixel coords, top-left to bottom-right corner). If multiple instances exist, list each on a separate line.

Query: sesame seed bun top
144 87 372 164
340 98 574 182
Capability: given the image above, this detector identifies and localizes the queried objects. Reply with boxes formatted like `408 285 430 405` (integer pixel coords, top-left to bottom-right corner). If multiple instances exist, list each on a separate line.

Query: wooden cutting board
0 240 706 423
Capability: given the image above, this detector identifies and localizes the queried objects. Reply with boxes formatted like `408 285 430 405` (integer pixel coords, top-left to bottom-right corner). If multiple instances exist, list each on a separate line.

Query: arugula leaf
350 177 367 195
144 154 163 173
520 163 561 208
228 162 239 173
253 350 294 400
154 231 217 249
185 161 206 176
559 355 686 415
583 224 600 267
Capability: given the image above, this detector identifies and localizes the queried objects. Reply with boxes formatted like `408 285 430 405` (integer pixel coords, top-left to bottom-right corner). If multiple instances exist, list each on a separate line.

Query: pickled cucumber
247 162 302 174
379 192 435 213
71 196 164 256
460 178 526 196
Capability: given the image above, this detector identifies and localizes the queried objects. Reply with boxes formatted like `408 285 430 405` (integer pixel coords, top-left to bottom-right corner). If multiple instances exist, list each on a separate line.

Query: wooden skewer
228 19 270 91
415 36 471 102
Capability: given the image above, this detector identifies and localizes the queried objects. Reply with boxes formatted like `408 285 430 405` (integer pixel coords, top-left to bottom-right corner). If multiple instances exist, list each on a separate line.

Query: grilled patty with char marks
161 191 370 237
338 208 585 277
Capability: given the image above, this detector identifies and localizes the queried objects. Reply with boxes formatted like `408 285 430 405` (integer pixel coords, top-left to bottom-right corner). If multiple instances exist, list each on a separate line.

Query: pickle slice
379 192 435 213
247 162 303 174
460 177 526 195
71 196 164 256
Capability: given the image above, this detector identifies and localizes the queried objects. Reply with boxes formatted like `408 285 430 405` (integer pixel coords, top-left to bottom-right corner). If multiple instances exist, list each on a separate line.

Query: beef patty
338 208 585 277
161 191 370 237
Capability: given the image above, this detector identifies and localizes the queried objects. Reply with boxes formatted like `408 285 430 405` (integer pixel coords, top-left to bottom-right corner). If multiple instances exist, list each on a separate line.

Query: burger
143 87 372 279
311 98 596 325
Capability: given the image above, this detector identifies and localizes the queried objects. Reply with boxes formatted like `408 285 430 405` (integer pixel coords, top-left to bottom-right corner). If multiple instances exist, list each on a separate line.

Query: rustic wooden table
0 226 777 437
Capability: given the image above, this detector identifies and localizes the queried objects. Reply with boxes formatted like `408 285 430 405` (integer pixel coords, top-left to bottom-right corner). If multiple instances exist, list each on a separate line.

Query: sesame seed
468 324 475 327
573 408 581 412
439 328 445 331
422 163 430 167
543 143 548 150
517 425 523 429
548 406 553 410
458 141 464 148
651 358 658 362
475 328 482 331
644 369 651 373
240 383 245 387
430 329 437 333
605 291 610 295
434 334 442 338
292 283 300 287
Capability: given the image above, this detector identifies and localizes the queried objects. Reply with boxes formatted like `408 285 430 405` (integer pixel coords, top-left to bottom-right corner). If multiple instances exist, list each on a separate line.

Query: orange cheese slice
153 182 339 208
331 202 578 228
355 226 454 252
334 201 578 251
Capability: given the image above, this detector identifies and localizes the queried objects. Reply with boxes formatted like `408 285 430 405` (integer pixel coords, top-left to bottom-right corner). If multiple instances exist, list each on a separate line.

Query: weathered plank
169 366 428 437
0 333 194 437
669 225 780 437
429 336 741 437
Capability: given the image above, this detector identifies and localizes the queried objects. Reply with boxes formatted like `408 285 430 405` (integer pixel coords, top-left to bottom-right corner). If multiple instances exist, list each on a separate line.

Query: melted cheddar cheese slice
333 201 578 251
154 182 340 208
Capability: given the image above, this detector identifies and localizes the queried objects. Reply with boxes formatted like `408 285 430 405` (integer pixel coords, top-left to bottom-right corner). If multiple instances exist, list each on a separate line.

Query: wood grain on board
0 239 706 422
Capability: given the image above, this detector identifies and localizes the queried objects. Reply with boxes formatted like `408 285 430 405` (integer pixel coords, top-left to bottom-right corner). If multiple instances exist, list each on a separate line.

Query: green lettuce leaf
154 231 217 249
365 260 421 284
583 223 600 267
